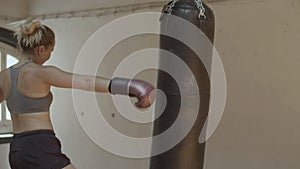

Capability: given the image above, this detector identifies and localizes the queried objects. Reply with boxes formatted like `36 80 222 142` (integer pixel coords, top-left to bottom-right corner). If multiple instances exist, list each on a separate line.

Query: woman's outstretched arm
37 65 155 108
37 65 110 93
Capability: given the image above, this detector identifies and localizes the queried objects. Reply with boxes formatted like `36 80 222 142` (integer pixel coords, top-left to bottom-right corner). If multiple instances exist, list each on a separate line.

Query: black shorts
9 130 71 169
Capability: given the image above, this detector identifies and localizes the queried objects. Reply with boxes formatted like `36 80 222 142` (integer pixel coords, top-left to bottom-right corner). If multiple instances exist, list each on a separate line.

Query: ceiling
28 0 168 15
1 0 217 22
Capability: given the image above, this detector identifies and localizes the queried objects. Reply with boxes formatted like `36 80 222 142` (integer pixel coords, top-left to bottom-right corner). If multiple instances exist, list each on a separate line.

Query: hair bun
20 20 41 35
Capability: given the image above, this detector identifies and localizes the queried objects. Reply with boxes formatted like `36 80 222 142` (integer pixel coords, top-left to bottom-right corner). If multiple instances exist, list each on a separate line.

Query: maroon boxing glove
109 78 155 108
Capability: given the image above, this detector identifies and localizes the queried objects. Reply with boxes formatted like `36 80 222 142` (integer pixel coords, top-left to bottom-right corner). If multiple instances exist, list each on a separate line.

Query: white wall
204 0 300 169
28 0 165 15
0 144 9 169
0 0 28 18
42 11 159 169
0 2 28 169
0 0 29 26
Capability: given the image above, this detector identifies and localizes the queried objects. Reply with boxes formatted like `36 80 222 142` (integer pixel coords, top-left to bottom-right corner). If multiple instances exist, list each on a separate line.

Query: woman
0 20 155 169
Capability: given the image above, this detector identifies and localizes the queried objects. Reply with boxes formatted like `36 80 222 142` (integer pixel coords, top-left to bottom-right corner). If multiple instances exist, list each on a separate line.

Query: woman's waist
13 129 55 138
11 111 54 134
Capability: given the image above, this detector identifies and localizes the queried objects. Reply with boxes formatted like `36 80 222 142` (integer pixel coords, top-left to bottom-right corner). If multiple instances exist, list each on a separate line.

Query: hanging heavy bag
150 0 215 169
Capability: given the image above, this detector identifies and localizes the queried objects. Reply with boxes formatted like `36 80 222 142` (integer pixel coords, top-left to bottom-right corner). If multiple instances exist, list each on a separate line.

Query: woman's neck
19 53 33 63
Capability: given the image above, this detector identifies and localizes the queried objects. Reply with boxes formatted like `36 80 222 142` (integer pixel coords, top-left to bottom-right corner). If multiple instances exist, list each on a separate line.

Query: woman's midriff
11 111 54 133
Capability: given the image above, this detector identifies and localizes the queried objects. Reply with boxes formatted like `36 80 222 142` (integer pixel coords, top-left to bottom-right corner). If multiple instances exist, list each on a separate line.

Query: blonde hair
15 20 55 52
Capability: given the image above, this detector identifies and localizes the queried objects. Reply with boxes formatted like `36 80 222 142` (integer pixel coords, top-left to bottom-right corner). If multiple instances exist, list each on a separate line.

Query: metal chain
164 0 178 14
195 0 206 19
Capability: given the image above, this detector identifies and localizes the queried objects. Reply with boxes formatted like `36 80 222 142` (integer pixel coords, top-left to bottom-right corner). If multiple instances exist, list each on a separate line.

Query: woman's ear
38 45 46 55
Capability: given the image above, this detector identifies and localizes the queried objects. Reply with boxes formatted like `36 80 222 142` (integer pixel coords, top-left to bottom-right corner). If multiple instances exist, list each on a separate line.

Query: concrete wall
204 0 300 169
28 0 165 15
0 0 29 26
0 144 9 169
41 14 158 168
0 2 28 169
0 0 28 18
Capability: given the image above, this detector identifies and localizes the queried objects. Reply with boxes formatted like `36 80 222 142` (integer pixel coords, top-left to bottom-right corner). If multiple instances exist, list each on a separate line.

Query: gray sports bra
6 61 53 114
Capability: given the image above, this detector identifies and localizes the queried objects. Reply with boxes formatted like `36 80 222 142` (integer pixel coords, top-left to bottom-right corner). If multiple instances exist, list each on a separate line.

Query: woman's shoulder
26 63 67 82
25 63 59 74
0 68 10 81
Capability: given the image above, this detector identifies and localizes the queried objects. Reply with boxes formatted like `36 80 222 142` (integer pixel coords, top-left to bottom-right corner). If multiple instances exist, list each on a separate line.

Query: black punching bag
150 0 215 169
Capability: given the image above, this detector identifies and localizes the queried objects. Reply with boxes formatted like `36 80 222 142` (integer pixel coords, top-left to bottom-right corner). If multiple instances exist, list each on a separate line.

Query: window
0 27 18 143
0 27 17 144
0 42 18 138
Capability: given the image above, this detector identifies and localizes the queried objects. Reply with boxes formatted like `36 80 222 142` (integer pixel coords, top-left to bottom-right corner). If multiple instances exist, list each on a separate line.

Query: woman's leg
63 164 76 169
